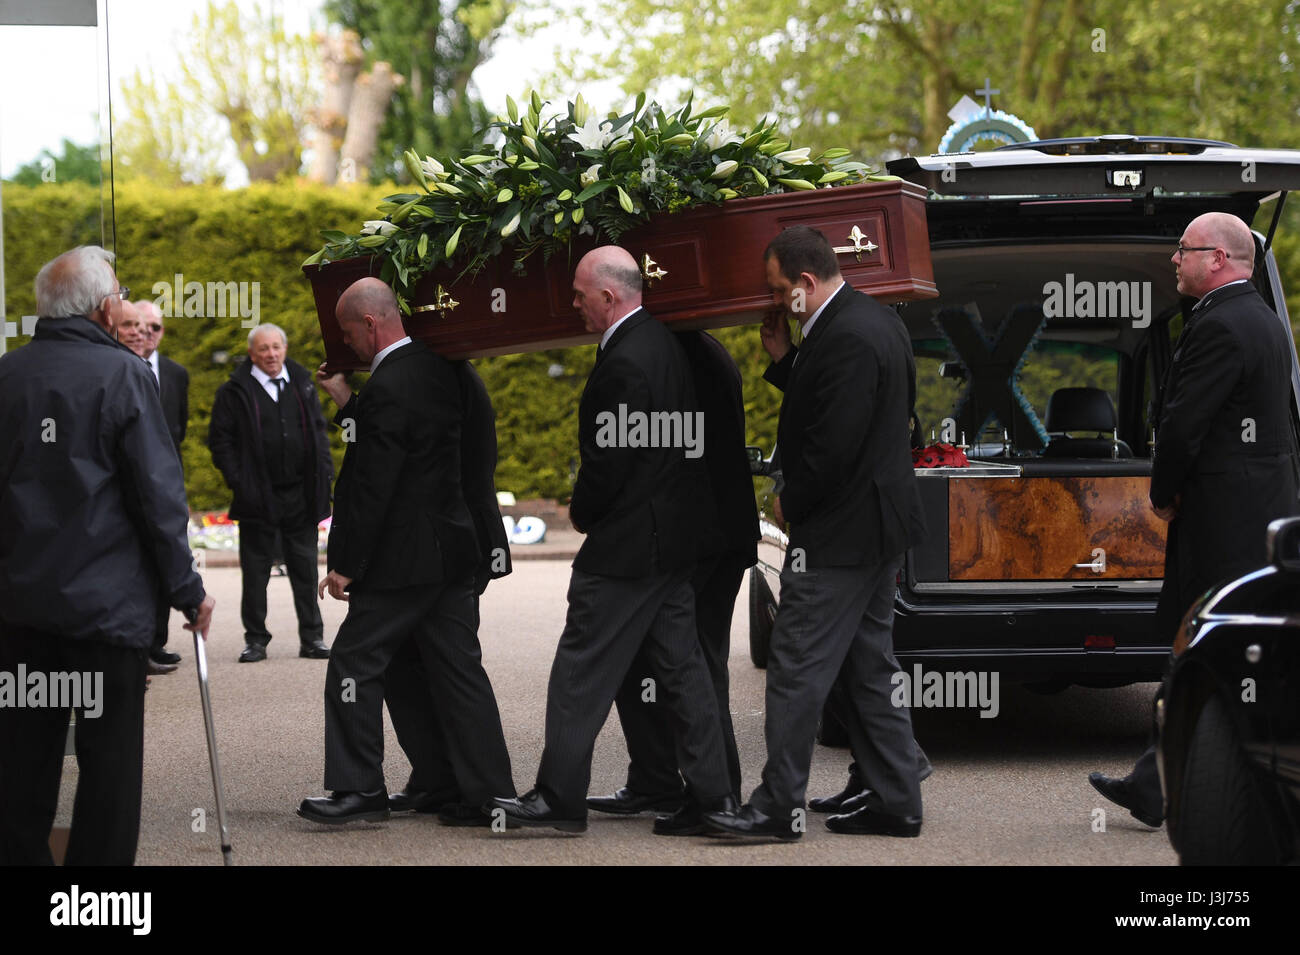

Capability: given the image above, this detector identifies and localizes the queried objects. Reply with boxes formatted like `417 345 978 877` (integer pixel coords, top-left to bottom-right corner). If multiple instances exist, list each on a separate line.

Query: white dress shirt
146 351 160 385
250 364 290 401
370 335 412 373
600 307 642 351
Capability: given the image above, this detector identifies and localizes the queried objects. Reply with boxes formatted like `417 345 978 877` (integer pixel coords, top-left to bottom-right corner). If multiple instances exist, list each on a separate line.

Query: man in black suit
209 324 333 662
138 300 190 669
300 277 514 824
373 360 516 825
588 330 759 829
486 246 734 833
704 226 927 841
1090 211 1300 826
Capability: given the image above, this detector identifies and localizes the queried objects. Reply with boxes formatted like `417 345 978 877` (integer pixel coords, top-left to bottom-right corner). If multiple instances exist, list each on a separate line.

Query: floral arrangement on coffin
304 90 896 312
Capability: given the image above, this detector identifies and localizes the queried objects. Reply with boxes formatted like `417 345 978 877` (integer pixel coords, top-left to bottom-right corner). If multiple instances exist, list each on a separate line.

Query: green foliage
323 0 512 182
310 93 876 309
5 140 102 187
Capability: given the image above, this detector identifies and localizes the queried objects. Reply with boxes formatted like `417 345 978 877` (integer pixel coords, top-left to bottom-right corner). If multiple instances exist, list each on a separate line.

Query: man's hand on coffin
316 363 353 407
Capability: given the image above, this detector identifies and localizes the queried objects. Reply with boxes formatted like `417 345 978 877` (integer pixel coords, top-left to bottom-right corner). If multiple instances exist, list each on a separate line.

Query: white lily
361 220 398 236
775 147 812 165
569 115 614 151
711 160 739 179
580 163 603 187
703 120 740 151
420 155 447 180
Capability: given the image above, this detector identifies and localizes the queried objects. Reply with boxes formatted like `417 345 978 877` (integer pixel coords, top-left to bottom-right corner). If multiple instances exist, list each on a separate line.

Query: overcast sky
0 0 606 181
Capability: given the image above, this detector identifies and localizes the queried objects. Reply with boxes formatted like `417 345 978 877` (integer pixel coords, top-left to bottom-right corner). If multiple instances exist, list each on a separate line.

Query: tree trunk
340 61 405 182
308 30 363 184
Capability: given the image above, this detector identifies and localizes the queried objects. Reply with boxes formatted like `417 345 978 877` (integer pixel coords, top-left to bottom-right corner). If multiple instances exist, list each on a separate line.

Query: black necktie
274 378 286 401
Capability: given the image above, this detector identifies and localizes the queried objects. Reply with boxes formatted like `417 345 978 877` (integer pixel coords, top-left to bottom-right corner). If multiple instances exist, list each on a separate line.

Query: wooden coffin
948 476 1167 581
305 178 937 368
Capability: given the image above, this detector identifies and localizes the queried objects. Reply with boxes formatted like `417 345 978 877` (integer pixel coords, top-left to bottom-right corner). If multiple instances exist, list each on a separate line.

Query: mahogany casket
305 178 937 368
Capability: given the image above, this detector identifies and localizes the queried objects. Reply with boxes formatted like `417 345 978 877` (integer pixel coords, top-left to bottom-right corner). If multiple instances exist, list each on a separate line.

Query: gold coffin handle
832 225 879 263
412 284 460 318
641 253 668 286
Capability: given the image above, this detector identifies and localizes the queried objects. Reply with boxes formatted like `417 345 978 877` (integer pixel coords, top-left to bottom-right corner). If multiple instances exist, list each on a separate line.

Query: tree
323 0 513 181
540 0 1300 161
115 1 317 184
5 139 102 186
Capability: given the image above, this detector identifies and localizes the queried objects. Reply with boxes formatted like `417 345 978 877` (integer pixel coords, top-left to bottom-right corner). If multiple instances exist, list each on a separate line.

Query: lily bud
501 211 521 236
777 177 816 190
711 160 739 179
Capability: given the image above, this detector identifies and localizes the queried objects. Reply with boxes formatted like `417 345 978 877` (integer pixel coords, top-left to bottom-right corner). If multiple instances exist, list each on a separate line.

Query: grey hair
247 323 288 348
595 261 643 298
35 246 117 317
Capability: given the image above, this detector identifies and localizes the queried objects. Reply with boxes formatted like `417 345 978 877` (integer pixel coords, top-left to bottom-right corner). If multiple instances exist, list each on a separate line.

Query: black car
1156 516 1300 865
750 135 1300 689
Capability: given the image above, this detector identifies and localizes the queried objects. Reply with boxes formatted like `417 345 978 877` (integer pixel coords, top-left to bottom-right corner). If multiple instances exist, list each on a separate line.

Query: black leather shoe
299 640 330 659
826 805 922 837
389 788 451 814
483 789 586 832
150 649 181 665
147 658 178 675
437 803 493 827
587 786 685 815
238 644 267 663
654 795 739 836
1088 772 1163 827
702 803 802 842
297 788 390 824
809 778 866 813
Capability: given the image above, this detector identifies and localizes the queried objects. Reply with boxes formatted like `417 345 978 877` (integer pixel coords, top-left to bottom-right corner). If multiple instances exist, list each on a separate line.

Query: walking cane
186 608 234 865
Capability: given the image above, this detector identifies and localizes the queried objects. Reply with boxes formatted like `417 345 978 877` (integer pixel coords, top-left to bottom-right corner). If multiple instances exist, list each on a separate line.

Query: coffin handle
412 285 460 318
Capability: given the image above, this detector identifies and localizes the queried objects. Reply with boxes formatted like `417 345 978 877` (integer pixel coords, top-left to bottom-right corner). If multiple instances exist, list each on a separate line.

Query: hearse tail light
1084 635 1116 650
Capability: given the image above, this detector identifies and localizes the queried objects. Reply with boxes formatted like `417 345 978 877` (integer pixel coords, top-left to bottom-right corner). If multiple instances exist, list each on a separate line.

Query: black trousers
536 568 731 816
612 555 747 799
323 578 514 797
238 485 322 647
0 627 147 865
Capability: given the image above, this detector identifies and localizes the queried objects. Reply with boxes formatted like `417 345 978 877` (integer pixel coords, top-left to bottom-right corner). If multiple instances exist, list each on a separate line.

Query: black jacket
570 309 703 577
157 353 189 455
675 331 759 566
1152 281 1300 618
764 283 926 567
0 317 205 647
455 360 511 592
208 357 333 523
328 341 480 590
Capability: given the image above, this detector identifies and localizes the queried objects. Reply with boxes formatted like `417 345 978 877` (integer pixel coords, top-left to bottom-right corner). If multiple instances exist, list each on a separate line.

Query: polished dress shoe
809 778 866 813
484 789 586 832
587 786 685 816
150 649 181 665
654 795 739 836
297 788 390 824
702 803 802 842
147 658 178 675
238 644 267 663
826 805 922 837
437 803 494 827
389 788 452 814
299 640 330 659
1088 772 1163 827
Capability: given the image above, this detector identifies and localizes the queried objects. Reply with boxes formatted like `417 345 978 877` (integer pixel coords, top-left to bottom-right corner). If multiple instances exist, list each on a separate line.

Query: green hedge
6 181 1297 515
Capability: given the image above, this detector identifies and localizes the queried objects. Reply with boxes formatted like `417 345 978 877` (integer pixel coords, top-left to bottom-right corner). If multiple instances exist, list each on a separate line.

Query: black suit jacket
1152 281 1300 616
675 330 759 565
454 360 511 592
764 283 926 567
570 308 702 577
328 341 480 590
156 354 189 455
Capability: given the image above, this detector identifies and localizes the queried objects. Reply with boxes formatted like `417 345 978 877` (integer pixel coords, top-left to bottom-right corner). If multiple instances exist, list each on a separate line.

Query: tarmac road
54 558 1177 866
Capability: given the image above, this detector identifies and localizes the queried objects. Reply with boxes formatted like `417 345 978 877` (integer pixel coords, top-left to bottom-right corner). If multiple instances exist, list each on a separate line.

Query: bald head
572 246 643 335
1174 212 1255 299
336 277 407 363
